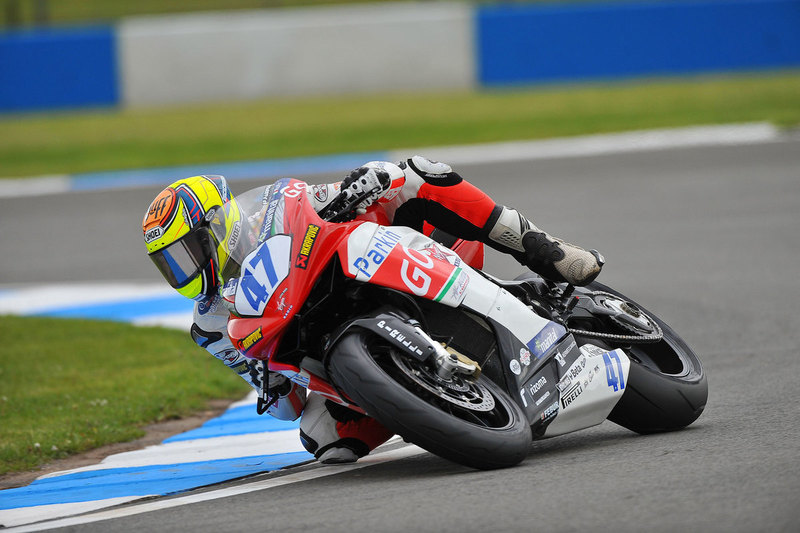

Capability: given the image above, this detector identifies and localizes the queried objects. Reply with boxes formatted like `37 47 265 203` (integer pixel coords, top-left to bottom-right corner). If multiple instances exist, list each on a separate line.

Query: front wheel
328 331 532 470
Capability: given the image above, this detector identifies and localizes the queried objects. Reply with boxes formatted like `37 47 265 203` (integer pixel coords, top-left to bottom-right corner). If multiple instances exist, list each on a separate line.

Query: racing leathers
190 156 603 464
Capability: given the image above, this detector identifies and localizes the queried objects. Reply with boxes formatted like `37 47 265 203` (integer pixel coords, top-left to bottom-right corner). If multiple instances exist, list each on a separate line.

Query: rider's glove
247 360 291 397
268 372 292 397
341 166 391 214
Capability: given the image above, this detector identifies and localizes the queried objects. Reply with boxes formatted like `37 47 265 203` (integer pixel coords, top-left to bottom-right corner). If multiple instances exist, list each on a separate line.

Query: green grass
4 1 604 27
1 72 799 179
3 0 394 26
0 316 249 476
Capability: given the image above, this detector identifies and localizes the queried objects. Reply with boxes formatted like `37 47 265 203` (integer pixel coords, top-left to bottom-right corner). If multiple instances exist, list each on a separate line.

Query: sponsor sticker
312 184 328 203
452 271 470 299
528 376 547 395
520 348 532 366
580 343 608 357
217 349 240 365
240 327 263 352
353 227 403 278
197 295 220 316
540 401 559 423
560 381 583 408
527 323 566 358
144 226 163 243
227 220 241 250
375 320 425 356
259 179 291 242
509 359 522 375
295 224 320 269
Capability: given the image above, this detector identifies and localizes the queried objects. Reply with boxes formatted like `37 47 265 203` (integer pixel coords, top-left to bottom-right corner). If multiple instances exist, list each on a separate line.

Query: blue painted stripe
0 452 312 510
477 0 800 86
32 294 193 322
69 151 390 192
164 404 301 442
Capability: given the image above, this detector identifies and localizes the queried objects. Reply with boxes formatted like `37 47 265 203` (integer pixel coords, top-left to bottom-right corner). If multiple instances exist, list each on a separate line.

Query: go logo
400 247 434 296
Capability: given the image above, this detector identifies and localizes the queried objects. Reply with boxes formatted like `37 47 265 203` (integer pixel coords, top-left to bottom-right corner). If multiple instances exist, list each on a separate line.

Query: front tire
328 331 532 470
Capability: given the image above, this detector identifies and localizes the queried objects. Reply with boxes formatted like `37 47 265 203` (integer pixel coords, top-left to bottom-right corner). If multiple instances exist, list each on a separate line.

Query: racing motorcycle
221 178 707 470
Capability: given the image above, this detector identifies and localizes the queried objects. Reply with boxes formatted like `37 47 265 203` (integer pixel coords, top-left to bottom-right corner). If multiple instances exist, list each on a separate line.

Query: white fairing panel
544 345 631 437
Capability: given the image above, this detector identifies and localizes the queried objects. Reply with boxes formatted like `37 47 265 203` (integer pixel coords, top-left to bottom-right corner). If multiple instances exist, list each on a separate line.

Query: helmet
142 175 243 301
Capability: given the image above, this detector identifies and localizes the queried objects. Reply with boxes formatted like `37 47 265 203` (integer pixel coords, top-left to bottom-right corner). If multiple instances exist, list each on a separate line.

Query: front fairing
226 179 354 359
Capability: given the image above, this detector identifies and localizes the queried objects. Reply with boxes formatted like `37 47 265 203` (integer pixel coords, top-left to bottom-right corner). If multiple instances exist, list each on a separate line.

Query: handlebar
317 184 384 223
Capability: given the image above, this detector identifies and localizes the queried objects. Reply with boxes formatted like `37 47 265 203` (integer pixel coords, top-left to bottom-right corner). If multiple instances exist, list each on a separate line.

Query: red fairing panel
339 224 472 307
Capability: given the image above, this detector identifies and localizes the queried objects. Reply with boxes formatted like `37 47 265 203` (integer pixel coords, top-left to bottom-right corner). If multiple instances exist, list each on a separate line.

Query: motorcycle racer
142 156 603 464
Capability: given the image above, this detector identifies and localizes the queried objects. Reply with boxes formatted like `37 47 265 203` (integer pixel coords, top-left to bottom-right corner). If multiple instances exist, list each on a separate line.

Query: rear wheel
328 331 531 470
514 273 707 433
579 281 708 433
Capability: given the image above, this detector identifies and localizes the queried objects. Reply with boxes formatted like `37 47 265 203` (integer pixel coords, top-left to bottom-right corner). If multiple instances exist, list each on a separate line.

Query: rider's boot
299 393 394 464
487 207 604 286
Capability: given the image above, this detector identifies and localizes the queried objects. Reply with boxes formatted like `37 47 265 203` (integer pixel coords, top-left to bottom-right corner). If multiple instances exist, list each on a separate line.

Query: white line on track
390 123 781 166
6 444 426 533
0 123 782 199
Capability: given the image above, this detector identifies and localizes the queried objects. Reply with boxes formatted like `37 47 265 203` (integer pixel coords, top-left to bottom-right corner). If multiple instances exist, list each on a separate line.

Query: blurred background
1 0 799 185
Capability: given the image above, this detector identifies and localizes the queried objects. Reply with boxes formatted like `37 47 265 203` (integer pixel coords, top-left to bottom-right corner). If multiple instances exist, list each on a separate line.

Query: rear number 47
602 351 626 392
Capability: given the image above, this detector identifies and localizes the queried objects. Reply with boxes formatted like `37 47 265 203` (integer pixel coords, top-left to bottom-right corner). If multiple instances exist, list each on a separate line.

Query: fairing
226 179 355 360
223 179 631 433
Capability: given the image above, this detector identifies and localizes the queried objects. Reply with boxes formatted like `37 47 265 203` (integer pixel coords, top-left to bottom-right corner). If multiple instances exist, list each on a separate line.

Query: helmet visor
149 225 217 289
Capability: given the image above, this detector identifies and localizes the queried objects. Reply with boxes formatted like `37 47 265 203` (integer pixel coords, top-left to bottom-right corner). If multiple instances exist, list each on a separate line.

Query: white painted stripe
388 123 781 165
0 123 782 200
0 175 70 198
39 429 304 478
0 497 147 529
130 313 193 330
0 283 176 314
6 444 426 533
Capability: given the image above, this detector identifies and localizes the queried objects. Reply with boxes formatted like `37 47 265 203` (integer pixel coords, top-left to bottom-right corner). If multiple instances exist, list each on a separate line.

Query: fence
1 0 799 113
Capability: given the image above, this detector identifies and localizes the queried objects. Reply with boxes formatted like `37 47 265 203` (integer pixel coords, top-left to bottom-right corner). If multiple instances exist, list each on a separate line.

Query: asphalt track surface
1 138 799 532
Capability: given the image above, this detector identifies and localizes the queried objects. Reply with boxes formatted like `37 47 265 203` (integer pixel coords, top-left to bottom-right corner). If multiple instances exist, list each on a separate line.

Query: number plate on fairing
234 235 292 317
543 345 631 437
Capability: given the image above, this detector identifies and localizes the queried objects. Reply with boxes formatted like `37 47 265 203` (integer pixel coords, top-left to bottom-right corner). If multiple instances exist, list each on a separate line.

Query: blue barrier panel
477 0 800 85
0 26 118 112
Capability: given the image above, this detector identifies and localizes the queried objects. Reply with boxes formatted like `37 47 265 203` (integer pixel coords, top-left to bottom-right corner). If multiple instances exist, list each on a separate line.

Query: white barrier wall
118 2 474 107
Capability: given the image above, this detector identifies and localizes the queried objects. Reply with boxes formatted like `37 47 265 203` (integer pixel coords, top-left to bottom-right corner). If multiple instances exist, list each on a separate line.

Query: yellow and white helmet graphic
142 175 242 301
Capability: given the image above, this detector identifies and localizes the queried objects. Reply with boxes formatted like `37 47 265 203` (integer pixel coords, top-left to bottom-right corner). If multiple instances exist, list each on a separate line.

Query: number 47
602 351 626 392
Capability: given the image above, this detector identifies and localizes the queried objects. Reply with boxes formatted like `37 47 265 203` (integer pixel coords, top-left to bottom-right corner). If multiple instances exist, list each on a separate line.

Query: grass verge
0 315 248 476
1 71 799 179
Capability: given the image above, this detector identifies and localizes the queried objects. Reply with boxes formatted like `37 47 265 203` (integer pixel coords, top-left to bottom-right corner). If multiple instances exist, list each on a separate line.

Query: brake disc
389 351 495 411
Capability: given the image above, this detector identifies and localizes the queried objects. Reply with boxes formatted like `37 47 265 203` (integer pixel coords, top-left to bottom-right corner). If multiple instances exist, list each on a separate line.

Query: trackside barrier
1 1 799 112
0 25 118 112
477 0 800 85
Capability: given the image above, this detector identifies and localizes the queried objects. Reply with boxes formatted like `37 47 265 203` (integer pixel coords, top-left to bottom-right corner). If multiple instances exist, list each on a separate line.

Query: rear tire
328 331 532 470
583 282 708 433
513 272 707 433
